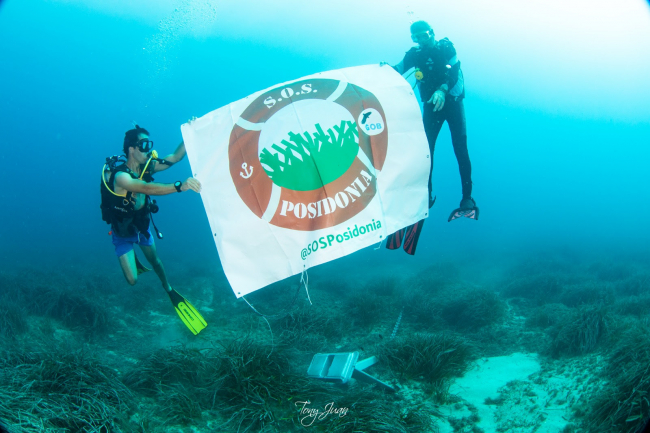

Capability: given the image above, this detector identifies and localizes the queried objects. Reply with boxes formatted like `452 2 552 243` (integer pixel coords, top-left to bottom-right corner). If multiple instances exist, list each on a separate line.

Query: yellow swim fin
167 288 207 335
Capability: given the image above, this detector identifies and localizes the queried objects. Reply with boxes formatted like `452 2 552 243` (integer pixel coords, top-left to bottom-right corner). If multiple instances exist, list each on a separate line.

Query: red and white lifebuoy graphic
229 78 388 231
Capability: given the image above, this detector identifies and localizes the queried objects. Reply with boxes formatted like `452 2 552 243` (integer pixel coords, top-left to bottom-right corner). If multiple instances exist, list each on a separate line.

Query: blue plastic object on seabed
307 351 396 392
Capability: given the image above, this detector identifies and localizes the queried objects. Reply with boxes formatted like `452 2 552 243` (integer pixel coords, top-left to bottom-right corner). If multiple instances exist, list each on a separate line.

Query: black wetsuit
400 38 473 200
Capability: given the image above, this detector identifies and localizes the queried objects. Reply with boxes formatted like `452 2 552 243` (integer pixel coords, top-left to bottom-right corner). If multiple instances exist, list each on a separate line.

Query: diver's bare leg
118 250 138 286
140 243 172 292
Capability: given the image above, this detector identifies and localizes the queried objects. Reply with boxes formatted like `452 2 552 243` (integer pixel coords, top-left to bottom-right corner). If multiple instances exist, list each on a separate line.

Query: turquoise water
1 1 650 432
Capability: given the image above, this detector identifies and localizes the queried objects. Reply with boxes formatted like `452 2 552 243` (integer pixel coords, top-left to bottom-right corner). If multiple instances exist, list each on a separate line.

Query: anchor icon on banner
240 163 253 179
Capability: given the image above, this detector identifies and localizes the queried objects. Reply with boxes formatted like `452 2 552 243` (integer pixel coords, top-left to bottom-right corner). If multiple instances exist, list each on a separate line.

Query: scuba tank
100 155 128 224
99 152 164 239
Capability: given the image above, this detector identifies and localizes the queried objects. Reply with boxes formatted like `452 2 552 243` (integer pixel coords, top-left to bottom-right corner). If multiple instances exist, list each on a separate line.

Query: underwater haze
1 0 650 432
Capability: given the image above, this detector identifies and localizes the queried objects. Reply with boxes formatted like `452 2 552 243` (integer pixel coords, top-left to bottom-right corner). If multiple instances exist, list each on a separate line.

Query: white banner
182 64 430 297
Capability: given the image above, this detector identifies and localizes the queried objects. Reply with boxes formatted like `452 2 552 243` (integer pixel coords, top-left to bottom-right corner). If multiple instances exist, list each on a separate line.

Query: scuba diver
100 124 207 335
381 20 478 255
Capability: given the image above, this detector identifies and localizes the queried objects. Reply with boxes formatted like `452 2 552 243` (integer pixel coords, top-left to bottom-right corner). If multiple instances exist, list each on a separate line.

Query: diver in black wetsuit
384 20 477 214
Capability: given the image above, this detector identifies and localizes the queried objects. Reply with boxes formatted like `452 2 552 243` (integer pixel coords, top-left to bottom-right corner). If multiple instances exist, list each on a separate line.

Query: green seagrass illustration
259 120 359 191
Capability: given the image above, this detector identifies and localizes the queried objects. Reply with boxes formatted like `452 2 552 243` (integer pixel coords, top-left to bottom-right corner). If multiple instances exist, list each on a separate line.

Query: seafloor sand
441 352 606 432
445 353 543 432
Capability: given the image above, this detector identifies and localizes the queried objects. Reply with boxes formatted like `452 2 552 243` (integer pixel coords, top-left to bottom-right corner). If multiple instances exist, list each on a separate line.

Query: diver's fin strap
386 228 405 250
168 289 207 335
403 219 425 256
447 206 479 222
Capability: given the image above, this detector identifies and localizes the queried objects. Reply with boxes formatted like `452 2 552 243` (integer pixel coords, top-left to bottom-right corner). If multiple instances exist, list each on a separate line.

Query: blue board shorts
112 228 154 257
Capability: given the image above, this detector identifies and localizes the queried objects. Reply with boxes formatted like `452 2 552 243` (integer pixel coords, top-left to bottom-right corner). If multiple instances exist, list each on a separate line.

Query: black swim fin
386 228 406 250
167 288 208 335
386 220 425 255
387 196 432 252
134 253 151 276
448 197 479 222
402 219 425 255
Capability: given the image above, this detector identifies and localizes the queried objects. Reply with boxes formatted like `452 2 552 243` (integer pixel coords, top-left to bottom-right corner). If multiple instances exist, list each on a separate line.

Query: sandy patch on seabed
434 352 604 432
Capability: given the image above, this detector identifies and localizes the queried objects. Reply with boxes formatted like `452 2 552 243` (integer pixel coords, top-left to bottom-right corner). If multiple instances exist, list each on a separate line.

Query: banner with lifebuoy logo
182 64 430 297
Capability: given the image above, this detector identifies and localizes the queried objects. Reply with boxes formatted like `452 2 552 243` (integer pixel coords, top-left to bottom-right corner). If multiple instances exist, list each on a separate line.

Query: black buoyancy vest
409 38 460 101
100 163 154 238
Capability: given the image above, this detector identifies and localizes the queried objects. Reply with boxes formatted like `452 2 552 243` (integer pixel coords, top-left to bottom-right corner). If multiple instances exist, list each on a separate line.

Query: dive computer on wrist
174 181 182 193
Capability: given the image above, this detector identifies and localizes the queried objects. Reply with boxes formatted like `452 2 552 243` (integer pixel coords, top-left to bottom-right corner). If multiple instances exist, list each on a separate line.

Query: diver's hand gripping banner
182 64 429 297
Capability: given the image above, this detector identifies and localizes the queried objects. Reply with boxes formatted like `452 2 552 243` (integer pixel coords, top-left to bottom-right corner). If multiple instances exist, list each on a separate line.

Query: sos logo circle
229 78 388 231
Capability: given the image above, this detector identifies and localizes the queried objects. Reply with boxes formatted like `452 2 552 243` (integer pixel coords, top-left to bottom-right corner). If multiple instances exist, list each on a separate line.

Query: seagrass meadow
1 0 650 432
1 251 650 432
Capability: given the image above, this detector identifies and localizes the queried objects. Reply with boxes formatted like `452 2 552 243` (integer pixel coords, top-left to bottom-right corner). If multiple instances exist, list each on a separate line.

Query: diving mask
411 30 432 44
136 138 154 153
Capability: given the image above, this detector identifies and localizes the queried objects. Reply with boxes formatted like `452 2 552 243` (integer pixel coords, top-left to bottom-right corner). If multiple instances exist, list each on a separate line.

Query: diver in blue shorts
100 125 207 335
